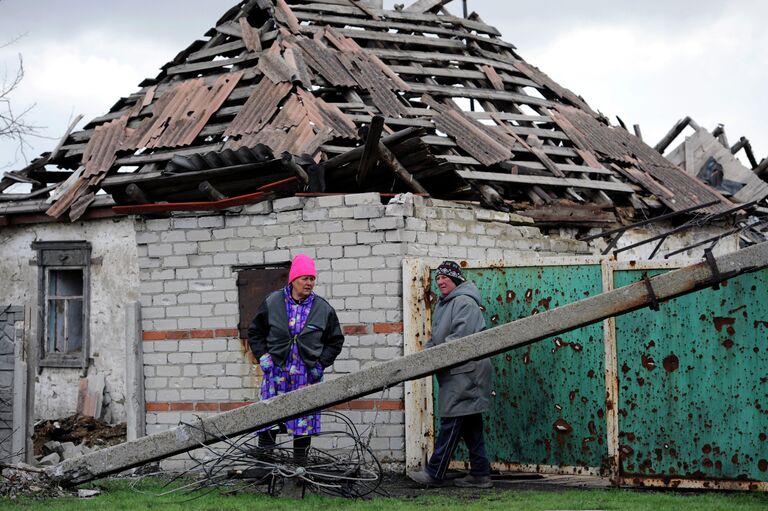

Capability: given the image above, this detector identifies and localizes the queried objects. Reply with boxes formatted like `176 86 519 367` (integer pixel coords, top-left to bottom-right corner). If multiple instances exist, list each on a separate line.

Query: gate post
12 304 36 464
403 258 434 470
601 260 621 483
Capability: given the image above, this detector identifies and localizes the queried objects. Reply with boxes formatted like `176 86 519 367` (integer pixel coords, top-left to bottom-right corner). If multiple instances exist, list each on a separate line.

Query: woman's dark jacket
247 290 344 369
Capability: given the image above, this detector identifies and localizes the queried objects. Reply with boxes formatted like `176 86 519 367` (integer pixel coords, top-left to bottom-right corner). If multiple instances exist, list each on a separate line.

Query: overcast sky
1 0 766 171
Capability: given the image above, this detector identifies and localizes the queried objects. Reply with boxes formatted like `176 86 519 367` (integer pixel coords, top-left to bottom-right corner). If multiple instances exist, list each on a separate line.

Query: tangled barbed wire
130 411 384 499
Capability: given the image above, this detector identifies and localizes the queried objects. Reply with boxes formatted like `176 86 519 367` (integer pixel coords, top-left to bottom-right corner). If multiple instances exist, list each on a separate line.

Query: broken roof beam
290 3 500 36
46 242 768 486
125 184 152 205
357 115 385 188
377 142 429 195
755 158 768 179
324 127 422 170
654 116 699 154
730 136 760 169
281 153 309 187
403 0 454 14
198 181 228 201
455 170 636 194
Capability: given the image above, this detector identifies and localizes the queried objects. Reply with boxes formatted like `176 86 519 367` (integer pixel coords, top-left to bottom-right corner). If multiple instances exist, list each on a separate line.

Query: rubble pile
33 415 126 465
0 464 67 499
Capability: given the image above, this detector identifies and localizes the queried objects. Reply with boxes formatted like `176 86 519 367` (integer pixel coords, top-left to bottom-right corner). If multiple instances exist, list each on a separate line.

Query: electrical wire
128 410 384 499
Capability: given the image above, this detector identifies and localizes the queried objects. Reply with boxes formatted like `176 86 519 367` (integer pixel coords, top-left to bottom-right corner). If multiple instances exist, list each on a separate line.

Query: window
235 264 289 339
32 241 91 370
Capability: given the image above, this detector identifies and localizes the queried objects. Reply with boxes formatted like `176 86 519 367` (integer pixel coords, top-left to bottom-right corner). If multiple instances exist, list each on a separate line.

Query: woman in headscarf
247 253 345 463
408 260 493 488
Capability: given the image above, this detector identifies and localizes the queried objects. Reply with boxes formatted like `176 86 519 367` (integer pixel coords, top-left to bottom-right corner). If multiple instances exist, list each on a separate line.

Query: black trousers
426 413 490 479
257 427 312 464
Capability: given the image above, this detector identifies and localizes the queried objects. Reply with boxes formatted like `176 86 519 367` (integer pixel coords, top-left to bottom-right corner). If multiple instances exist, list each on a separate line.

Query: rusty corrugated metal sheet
551 105 730 213
481 64 505 91
126 72 242 149
325 27 410 117
225 79 292 136
283 47 313 86
296 88 357 139
275 0 301 34
325 23 416 79
257 43 296 83
514 60 598 117
226 117 331 159
82 116 130 177
239 17 261 52
422 94 512 166
46 116 130 219
344 53 410 117
293 35 357 87
270 94 306 129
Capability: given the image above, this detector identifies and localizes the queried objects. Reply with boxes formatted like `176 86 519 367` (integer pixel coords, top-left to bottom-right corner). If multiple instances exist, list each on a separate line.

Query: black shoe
454 474 493 489
407 470 451 487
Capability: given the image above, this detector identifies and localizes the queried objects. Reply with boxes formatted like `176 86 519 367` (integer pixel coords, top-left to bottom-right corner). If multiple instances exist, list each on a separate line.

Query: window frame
32 241 91 371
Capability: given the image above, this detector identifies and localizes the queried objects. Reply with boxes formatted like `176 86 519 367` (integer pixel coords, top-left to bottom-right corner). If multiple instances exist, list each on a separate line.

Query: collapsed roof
0 0 735 228
657 117 768 246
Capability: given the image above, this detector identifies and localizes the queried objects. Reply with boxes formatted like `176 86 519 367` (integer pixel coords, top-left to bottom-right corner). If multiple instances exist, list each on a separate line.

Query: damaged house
2 0 766 489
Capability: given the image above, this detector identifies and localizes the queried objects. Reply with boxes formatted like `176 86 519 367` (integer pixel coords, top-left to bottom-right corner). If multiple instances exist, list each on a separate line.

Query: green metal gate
614 267 768 487
422 261 768 489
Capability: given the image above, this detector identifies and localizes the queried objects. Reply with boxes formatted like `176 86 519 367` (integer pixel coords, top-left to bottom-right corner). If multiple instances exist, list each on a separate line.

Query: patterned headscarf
435 260 466 286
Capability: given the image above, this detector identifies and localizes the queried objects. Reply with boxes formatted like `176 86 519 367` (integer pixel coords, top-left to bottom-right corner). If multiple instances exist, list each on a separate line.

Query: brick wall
135 193 590 469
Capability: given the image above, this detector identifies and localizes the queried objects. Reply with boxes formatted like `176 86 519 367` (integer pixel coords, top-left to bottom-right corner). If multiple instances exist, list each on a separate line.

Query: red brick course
343 324 369 335
145 399 403 412
143 328 239 341
373 322 403 333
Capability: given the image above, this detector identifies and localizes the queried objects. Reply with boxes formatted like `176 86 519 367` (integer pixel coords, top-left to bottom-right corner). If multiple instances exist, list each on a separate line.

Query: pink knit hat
288 254 317 283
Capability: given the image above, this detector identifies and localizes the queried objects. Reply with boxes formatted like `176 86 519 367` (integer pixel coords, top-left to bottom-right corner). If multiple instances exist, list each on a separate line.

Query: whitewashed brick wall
135 192 590 469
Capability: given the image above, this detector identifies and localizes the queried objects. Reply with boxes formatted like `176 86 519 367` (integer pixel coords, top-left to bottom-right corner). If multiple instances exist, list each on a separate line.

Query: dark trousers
426 413 490 479
257 428 312 464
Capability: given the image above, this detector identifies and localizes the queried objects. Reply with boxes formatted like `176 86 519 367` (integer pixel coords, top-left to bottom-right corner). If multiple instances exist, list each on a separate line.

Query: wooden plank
342 113 570 141
166 53 259 75
357 115 385 187
378 142 429 194
292 3 501 35
455 169 636 193
300 24 465 49
186 40 247 62
403 0 450 13
519 204 617 225
418 135 579 158
371 47 523 76
388 65 538 87
293 11 515 50
406 82 555 107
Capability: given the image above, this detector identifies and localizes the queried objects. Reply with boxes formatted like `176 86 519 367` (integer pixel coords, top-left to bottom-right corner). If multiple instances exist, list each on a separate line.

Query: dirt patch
377 472 608 498
33 415 126 456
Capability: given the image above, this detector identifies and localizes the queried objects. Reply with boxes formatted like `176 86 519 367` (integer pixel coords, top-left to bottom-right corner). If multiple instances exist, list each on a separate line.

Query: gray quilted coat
426 281 492 418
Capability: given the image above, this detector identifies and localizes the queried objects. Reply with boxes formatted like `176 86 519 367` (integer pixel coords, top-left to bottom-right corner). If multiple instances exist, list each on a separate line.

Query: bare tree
1 1 39 165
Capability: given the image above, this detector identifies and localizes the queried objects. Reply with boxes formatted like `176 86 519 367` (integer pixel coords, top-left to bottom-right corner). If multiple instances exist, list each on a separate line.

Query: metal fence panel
614 268 768 481
432 265 608 470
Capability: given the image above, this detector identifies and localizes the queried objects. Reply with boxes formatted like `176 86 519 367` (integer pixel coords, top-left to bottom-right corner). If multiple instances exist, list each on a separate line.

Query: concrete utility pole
47 242 768 486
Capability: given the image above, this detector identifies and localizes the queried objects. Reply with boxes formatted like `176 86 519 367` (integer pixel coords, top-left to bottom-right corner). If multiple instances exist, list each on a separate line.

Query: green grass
3 478 768 511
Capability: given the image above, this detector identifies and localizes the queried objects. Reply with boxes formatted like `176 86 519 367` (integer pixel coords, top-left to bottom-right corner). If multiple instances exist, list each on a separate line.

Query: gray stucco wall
0 218 141 422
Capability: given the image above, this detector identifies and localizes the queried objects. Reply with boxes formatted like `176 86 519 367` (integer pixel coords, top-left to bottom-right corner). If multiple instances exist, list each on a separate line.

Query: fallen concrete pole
48 242 768 485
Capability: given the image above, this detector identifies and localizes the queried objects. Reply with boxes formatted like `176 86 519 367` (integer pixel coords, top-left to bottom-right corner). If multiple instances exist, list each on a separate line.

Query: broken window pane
48 299 67 353
67 299 83 353
48 269 83 298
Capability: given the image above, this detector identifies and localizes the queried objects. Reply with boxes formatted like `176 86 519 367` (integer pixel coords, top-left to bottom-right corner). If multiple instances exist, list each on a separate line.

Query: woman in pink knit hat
247 253 344 467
